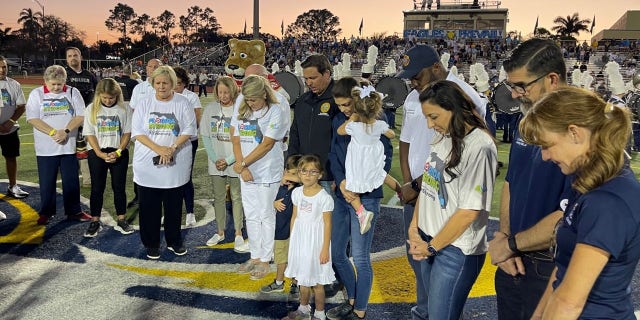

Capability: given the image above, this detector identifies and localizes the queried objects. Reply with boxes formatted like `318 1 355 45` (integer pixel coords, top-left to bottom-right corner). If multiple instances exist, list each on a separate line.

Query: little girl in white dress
337 85 399 234
283 155 334 320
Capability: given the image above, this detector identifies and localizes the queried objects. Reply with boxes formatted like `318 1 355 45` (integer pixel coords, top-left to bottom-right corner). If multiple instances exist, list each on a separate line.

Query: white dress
284 187 335 287
345 120 389 193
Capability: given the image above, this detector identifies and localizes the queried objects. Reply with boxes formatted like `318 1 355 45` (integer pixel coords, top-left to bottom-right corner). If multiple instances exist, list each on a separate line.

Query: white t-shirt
176 89 202 141
236 91 290 151
446 71 487 118
200 101 237 177
129 80 154 110
231 103 287 184
26 86 85 156
399 89 434 179
417 128 497 255
131 93 197 188
83 103 132 150
0 77 26 135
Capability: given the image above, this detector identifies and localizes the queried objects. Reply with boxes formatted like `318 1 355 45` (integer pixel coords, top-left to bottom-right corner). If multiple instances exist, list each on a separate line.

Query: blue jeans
403 204 428 320
36 154 82 216
420 245 485 320
495 254 555 320
331 196 379 311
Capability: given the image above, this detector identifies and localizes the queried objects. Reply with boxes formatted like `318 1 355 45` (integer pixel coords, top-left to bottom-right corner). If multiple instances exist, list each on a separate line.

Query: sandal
249 263 270 280
237 259 258 274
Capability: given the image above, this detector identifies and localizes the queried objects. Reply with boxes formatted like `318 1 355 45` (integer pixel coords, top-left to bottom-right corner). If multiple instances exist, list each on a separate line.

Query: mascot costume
224 38 289 101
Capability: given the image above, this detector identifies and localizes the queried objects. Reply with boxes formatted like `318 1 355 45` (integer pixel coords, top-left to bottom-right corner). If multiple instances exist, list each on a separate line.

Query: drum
627 92 640 122
491 82 521 114
374 76 410 109
273 71 305 103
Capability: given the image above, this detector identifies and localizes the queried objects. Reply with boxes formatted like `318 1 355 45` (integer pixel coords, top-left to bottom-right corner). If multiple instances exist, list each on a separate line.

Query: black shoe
324 281 344 298
83 221 102 238
146 247 160 259
127 197 138 209
327 301 354 320
167 245 187 256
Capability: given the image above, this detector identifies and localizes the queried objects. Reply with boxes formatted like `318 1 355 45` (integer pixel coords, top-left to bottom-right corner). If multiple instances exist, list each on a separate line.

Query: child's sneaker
357 210 374 234
287 282 299 301
84 221 102 238
260 279 285 293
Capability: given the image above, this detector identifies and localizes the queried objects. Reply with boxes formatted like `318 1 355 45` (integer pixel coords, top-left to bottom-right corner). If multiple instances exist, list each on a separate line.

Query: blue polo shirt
505 129 572 234
554 167 640 319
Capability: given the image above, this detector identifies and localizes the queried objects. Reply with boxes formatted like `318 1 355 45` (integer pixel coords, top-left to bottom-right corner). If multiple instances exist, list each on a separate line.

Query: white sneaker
185 213 197 227
0 210 6 221
234 236 250 253
206 234 223 246
7 185 29 199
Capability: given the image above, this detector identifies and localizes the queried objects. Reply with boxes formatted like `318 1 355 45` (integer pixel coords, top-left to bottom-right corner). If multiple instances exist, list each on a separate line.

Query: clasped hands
488 231 525 276
232 161 254 182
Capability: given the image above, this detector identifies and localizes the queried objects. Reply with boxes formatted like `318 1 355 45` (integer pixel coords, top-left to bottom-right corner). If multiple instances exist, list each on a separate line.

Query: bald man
129 59 162 111
127 58 162 208
244 64 290 102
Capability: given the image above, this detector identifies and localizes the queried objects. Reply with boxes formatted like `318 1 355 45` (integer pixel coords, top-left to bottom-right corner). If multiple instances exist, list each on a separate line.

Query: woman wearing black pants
83 78 134 237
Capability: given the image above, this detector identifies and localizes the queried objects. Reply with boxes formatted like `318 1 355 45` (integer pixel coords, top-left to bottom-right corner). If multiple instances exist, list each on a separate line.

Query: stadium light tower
253 0 260 39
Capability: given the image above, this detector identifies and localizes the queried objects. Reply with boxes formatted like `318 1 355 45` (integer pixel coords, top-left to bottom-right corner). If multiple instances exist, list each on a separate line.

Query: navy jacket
288 80 339 181
274 183 298 240
328 112 393 200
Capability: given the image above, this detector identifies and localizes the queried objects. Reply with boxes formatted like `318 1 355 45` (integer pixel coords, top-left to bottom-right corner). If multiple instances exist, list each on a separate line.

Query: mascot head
225 38 266 81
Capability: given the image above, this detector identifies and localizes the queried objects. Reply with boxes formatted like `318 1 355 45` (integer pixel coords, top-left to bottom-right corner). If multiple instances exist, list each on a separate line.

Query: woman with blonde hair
521 87 640 319
231 75 288 280
201 76 248 252
26 65 89 225
131 66 197 259
82 78 134 237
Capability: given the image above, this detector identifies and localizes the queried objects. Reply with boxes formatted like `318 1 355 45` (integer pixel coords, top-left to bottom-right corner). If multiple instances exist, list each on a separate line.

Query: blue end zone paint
3 183 640 319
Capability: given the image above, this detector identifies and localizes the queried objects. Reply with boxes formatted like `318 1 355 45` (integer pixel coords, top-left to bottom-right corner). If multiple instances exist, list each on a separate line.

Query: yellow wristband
115 149 122 157
48 129 56 136
8 119 16 124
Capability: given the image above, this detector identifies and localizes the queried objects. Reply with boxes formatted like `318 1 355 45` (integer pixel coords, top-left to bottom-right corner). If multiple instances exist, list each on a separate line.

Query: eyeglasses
299 169 320 176
504 73 547 95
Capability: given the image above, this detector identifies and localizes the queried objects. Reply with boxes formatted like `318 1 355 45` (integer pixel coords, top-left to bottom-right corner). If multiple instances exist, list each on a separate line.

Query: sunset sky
1 0 638 44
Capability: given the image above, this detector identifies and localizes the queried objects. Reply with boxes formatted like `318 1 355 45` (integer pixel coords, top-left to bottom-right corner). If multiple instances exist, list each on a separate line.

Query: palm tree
17 8 42 40
552 13 590 39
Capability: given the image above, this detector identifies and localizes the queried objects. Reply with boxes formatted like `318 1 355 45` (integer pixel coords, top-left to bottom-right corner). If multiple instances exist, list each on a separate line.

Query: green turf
10 84 640 221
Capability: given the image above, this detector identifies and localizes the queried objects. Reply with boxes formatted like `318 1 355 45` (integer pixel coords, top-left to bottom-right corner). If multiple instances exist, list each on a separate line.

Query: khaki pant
212 175 243 234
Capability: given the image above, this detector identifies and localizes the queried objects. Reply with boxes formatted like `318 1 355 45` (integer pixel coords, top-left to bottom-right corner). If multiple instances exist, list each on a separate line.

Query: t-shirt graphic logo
212 115 231 141
238 119 263 143
422 152 448 209
97 115 122 137
149 112 180 136
43 97 74 117
1 88 13 108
